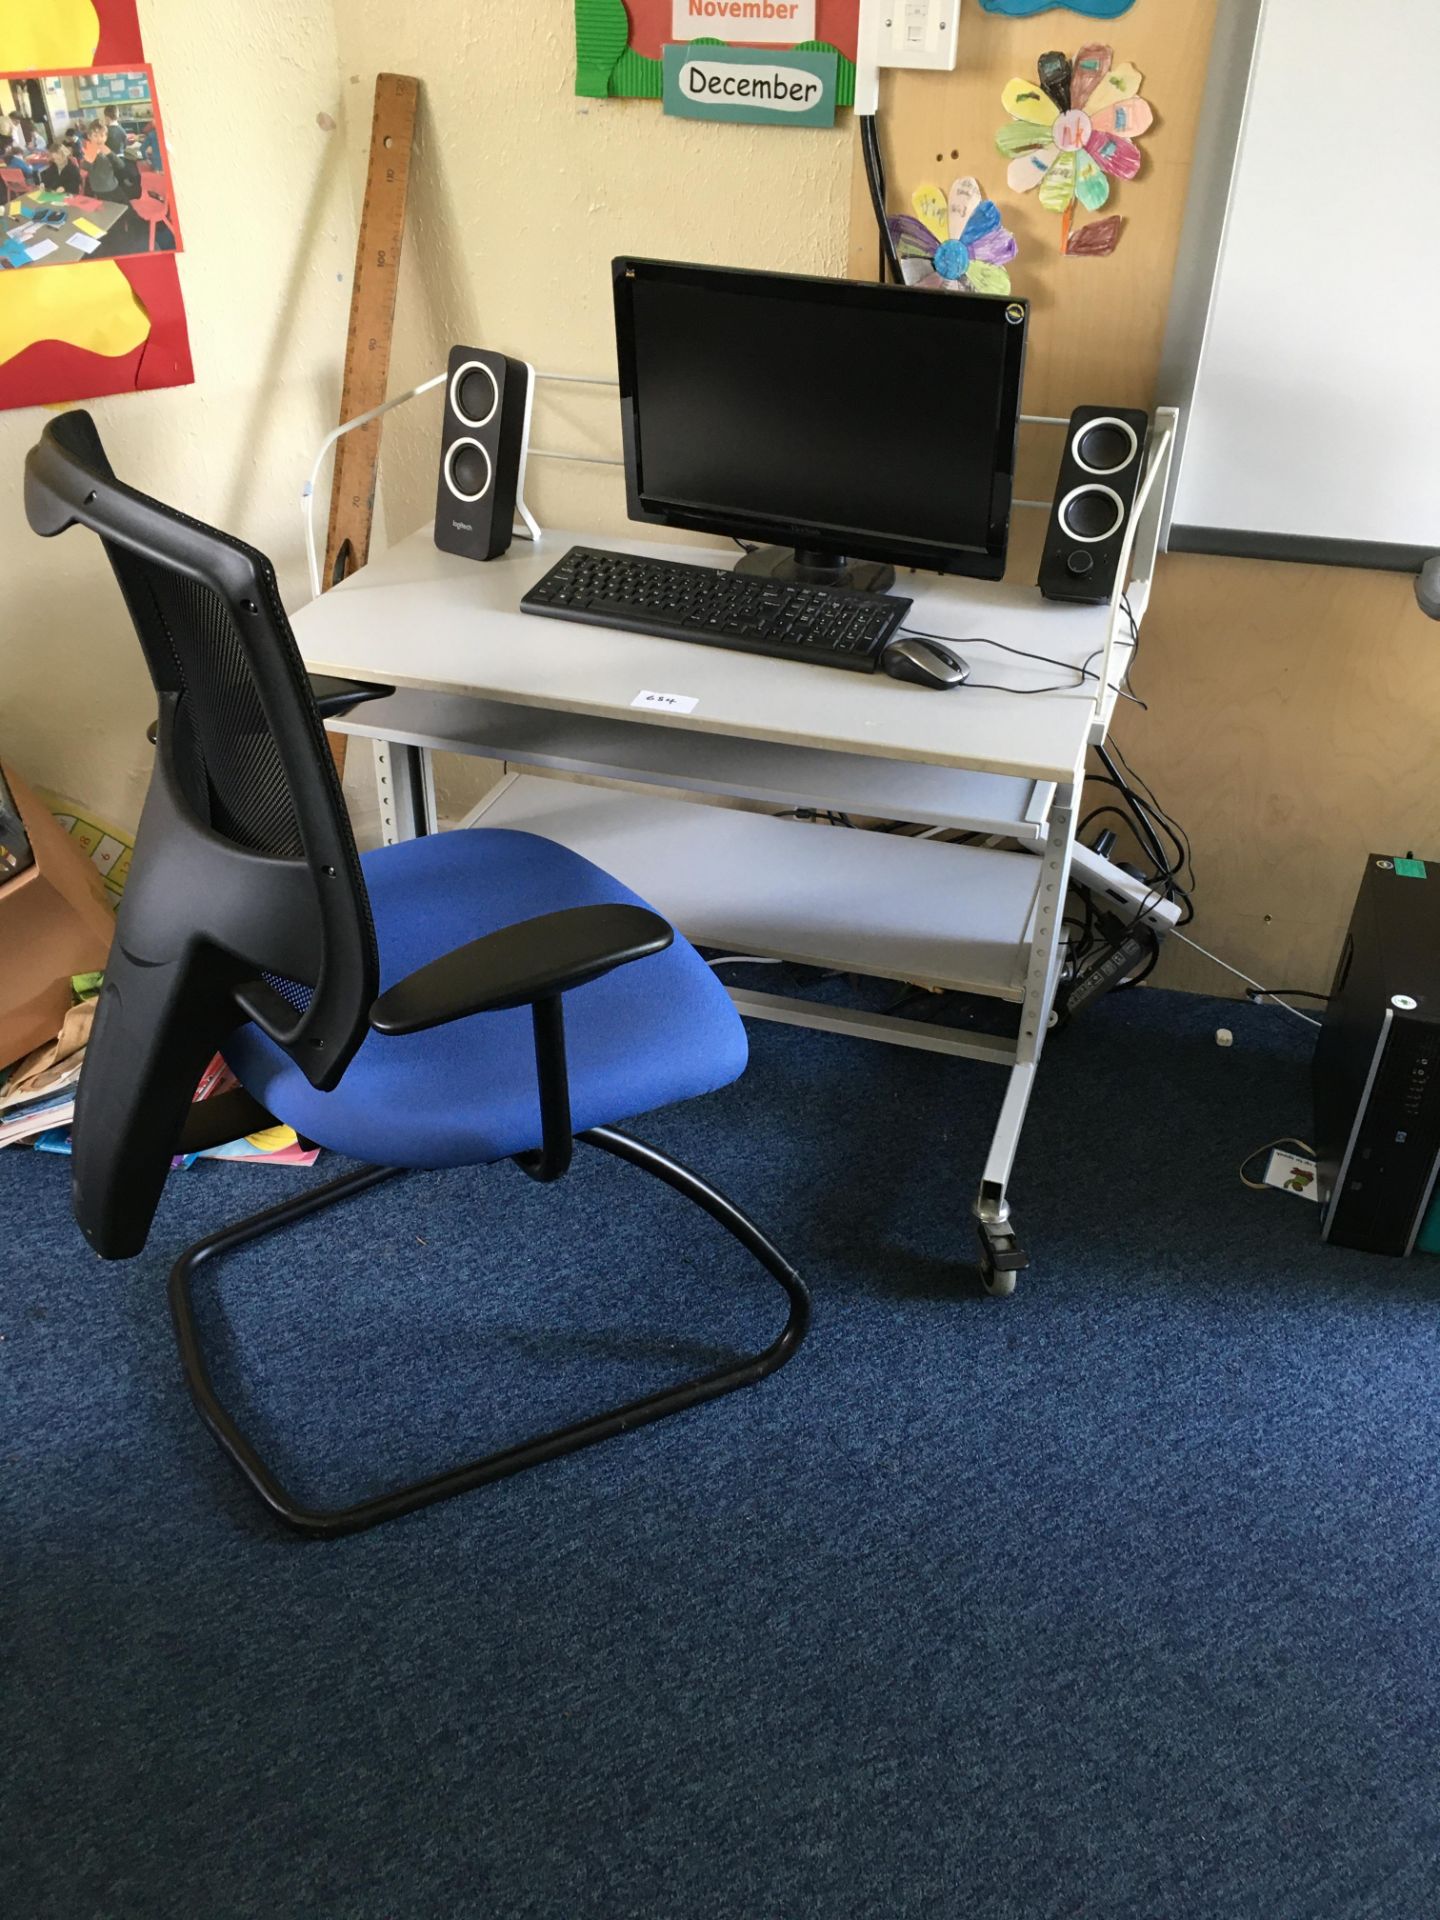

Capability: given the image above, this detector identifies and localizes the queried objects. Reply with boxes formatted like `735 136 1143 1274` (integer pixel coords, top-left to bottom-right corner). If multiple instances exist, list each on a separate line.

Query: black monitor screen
614 259 1027 577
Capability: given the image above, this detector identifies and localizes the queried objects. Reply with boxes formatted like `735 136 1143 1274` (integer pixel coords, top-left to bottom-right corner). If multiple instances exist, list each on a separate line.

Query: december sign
662 43 837 125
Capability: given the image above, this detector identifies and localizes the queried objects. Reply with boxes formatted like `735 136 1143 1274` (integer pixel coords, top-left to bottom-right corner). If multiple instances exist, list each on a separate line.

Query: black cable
1085 746 1196 918
1105 739 1198 915
1095 742 1172 881
1081 644 1148 710
900 626 1102 696
903 626 1147 708
860 114 902 284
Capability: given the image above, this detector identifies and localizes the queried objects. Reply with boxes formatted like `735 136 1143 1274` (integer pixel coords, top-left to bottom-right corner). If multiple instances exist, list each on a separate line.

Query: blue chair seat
224 828 748 1168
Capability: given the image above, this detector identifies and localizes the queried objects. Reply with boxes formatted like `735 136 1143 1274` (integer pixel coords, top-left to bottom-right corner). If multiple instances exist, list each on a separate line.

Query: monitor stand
732 545 897 595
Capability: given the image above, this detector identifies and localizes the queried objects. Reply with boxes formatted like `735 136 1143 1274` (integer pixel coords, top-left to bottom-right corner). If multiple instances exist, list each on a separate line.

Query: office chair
23 411 809 1539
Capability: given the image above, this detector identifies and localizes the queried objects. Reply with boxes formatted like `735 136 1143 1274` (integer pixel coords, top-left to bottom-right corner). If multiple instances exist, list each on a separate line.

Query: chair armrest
369 903 674 1037
145 674 394 745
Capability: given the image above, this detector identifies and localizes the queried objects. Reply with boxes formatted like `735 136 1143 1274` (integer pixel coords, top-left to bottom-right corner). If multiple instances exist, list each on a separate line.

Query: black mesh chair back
24 411 378 1259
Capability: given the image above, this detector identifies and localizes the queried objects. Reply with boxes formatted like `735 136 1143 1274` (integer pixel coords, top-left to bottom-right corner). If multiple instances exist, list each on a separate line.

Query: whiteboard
1164 0 1440 567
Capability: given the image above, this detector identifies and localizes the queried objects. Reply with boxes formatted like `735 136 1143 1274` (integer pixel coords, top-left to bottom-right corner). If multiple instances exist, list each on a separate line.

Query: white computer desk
292 419 1175 1290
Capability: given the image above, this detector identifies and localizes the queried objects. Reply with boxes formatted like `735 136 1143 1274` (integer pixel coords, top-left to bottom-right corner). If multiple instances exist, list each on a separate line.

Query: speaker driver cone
450 360 500 430
1072 416 1138 476
1058 484 1124 544
445 436 493 503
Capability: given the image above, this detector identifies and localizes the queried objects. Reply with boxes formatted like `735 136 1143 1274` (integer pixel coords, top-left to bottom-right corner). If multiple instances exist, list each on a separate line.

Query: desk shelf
337 689 1055 842
469 774 1041 1001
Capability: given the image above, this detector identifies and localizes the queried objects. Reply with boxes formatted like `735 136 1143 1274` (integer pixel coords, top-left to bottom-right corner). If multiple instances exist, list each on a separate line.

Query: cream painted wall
0 0 356 830
326 4 854 815
330 4 853 570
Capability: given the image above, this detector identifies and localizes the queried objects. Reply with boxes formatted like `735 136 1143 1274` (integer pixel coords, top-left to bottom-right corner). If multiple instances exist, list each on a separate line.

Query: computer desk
292 416 1176 1293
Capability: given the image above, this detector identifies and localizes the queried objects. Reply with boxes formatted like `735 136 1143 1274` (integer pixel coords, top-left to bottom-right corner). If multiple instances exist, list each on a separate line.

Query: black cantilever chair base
169 1127 810 1540
26 408 808 1540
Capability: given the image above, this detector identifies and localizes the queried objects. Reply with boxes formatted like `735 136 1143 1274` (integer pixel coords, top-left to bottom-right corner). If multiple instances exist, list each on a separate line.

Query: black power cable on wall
859 114 902 284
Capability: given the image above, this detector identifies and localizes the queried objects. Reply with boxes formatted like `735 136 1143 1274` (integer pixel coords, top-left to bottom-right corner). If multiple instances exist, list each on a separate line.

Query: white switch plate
876 0 960 72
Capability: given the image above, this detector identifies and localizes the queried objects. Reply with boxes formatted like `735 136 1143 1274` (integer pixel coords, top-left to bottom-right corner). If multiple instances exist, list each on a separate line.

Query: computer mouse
881 635 971 689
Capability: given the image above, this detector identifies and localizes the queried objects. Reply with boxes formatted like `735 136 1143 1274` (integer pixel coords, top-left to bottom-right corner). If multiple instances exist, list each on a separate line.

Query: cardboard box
0 764 114 1072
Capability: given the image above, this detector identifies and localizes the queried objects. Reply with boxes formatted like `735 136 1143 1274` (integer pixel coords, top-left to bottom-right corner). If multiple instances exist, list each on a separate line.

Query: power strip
1069 843 1184 935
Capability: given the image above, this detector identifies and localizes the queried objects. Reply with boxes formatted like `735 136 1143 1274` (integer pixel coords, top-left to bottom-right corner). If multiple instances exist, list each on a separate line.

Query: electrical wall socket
874 0 961 72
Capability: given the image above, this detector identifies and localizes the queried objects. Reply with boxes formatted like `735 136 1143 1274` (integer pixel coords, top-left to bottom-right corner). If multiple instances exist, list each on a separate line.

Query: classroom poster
0 0 192 410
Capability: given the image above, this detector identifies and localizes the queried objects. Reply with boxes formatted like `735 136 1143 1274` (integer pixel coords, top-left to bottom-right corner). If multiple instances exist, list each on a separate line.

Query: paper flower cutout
887 178 1018 295
996 43 1152 255
981 1 1135 16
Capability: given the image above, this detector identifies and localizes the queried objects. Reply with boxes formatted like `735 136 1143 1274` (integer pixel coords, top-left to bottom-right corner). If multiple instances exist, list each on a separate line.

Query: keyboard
519 546 912 673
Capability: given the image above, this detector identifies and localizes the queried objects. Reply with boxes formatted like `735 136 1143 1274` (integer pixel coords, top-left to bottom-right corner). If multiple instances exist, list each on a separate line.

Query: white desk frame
293 412 1176 1289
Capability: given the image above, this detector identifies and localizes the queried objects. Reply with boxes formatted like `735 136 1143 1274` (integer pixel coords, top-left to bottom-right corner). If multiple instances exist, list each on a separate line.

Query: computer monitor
613 258 1028 591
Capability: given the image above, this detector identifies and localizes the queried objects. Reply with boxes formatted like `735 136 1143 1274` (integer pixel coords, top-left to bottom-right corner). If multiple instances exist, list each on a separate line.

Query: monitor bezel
612 257 1029 581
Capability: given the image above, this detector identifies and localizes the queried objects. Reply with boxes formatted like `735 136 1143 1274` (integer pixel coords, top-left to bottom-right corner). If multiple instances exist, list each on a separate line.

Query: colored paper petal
899 257 936 286
0 1 100 65
888 213 938 260
964 261 1013 295
1091 96 1153 139
1066 215 1124 256
1037 51 1073 114
915 271 950 290
1070 42 1114 110
981 0 1136 15
948 176 983 238
1094 61 1143 104
1038 151 1078 213
1074 150 1111 211
969 224 1019 267
911 184 950 241
1086 129 1142 180
995 119 1055 159
1007 145 1057 193
959 198 1003 247
1002 78 1060 127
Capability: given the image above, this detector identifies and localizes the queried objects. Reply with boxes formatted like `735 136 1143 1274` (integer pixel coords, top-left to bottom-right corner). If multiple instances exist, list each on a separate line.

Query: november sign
670 0 817 40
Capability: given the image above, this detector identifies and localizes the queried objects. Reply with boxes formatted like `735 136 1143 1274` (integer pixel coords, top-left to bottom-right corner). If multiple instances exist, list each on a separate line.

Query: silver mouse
881 635 971 689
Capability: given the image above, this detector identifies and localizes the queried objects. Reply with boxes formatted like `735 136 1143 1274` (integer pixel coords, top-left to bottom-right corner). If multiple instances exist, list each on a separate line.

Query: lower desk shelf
469 774 1041 1001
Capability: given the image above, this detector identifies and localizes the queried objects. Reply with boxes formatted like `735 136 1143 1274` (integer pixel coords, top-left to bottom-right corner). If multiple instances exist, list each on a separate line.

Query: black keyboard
520 546 912 673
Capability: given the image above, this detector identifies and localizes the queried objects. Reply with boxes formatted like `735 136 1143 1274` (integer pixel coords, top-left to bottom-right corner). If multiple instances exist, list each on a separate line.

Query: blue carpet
5 985 1440 1919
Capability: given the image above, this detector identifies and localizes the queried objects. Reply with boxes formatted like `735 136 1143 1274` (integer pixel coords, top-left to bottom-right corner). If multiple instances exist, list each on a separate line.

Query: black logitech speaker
433 346 531 562
1037 406 1151 604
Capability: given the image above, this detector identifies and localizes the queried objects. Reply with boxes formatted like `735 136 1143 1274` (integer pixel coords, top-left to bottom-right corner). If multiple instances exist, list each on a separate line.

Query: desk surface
293 525 1123 785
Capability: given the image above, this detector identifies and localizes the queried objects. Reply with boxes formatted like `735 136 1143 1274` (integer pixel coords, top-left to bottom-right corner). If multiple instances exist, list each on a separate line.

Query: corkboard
847 2 1440 998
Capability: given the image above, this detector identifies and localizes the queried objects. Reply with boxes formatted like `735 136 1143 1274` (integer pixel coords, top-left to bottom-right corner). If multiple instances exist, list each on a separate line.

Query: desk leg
372 739 437 843
974 783 1077 1296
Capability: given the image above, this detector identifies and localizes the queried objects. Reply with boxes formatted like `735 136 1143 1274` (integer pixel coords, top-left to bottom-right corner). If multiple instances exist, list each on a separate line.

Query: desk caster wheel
977 1218 1028 1299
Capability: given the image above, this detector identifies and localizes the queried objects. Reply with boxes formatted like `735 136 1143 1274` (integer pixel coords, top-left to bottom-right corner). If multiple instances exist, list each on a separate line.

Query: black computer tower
1315 855 1440 1255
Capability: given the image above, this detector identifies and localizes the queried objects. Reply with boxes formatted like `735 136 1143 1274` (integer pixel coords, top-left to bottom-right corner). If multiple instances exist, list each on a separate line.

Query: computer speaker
433 345 532 563
1037 406 1151 605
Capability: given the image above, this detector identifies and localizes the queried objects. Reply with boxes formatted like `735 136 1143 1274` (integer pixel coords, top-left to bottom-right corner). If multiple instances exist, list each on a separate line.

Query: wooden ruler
321 74 419 780
323 72 420 597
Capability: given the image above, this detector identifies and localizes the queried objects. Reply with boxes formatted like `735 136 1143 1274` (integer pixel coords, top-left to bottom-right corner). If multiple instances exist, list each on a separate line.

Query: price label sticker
631 689 699 715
